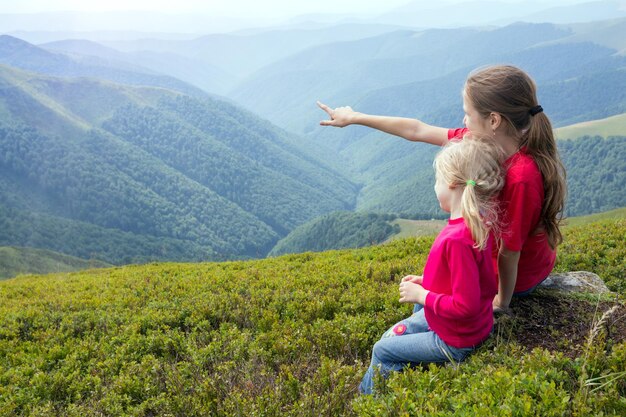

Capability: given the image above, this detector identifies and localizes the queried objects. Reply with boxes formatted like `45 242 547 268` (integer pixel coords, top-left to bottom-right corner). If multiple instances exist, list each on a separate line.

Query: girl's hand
399 282 429 305
317 101 358 127
492 295 511 314
401 275 423 284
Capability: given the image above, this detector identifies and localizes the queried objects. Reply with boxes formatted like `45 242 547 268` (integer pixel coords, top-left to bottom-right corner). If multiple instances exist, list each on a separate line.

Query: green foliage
556 218 626 293
0 203 215 266
353 347 576 416
269 211 400 256
102 96 356 235
559 136 626 216
0 217 623 415
0 246 110 280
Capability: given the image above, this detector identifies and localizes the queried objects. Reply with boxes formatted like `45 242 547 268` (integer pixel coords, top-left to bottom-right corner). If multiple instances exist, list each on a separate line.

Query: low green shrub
0 218 623 416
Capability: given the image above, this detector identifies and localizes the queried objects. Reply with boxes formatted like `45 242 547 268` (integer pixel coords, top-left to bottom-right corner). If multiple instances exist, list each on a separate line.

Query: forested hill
0 64 358 264
269 212 400 256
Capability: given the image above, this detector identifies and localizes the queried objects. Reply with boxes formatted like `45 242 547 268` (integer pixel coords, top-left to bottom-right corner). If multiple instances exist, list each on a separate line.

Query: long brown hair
465 65 566 248
434 138 505 250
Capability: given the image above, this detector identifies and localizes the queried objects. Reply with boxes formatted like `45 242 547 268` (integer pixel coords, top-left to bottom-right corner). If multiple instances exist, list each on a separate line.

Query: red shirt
423 217 497 348
448 128 556 292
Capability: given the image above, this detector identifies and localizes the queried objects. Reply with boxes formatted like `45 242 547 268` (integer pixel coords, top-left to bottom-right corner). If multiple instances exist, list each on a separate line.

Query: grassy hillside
555 112 626 140
384 218 447 242
563 206 626 227
0 246 110 280
0 217 623 415
559 17 626 52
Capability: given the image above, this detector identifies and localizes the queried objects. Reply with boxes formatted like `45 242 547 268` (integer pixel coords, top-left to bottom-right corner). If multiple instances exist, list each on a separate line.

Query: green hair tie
466 180 476 187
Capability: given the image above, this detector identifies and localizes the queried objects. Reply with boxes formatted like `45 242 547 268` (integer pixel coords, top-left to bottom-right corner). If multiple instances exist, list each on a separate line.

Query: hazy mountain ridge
0 35 207 98
40 39 236 96
4 1 625 35
232 21 624 133
96 23 431 88
376 0 626 27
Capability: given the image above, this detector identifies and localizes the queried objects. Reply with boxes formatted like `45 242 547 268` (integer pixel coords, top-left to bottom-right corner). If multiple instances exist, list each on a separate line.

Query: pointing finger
317 101 333 116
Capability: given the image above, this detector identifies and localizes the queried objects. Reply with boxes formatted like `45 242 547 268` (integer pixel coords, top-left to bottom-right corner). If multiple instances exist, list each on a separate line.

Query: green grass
384 218 446 243
0 216 624 416
0 246 111 281
555 112 626 140
563 207 626 228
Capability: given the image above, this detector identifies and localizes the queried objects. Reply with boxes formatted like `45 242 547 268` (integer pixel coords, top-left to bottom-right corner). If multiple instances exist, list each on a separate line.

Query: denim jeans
359 304 474 395
513 276 548 297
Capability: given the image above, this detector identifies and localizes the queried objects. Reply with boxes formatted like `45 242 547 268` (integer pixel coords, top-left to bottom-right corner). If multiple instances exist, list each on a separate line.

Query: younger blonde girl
359 138 504 395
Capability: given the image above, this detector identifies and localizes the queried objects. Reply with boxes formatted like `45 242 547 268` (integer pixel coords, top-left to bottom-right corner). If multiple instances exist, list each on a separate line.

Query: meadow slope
0 217 624 416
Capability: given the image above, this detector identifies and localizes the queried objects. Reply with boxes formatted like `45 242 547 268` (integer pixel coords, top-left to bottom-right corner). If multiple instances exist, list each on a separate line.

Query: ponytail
460 173 503 250
521 112 566 248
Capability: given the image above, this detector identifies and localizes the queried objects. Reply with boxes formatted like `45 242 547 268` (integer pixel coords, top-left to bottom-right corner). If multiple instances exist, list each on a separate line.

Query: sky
0 0 591 19
0 0 600 35
0 0 411 18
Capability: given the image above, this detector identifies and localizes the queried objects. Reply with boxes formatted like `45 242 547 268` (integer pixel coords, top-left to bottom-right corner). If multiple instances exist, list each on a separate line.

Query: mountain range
0 60 357 264
0 13 624 266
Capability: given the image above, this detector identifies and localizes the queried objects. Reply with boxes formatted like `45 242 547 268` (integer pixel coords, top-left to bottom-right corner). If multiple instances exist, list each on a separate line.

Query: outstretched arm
317 101 449 146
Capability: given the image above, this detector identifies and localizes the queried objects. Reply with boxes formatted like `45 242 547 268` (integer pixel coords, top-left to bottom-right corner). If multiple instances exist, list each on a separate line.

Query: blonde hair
434 138 505 250
465 65 566 248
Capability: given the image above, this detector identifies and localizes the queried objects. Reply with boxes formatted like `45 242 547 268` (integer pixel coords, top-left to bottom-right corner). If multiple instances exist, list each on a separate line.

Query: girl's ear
489 112 502 130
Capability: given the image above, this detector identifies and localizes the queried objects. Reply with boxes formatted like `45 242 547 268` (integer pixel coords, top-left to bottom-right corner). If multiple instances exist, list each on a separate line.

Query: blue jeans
513 276 549 297
359 304 474 395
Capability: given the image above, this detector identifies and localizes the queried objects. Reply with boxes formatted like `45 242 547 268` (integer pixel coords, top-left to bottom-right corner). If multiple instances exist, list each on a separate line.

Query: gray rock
538 271 611 294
